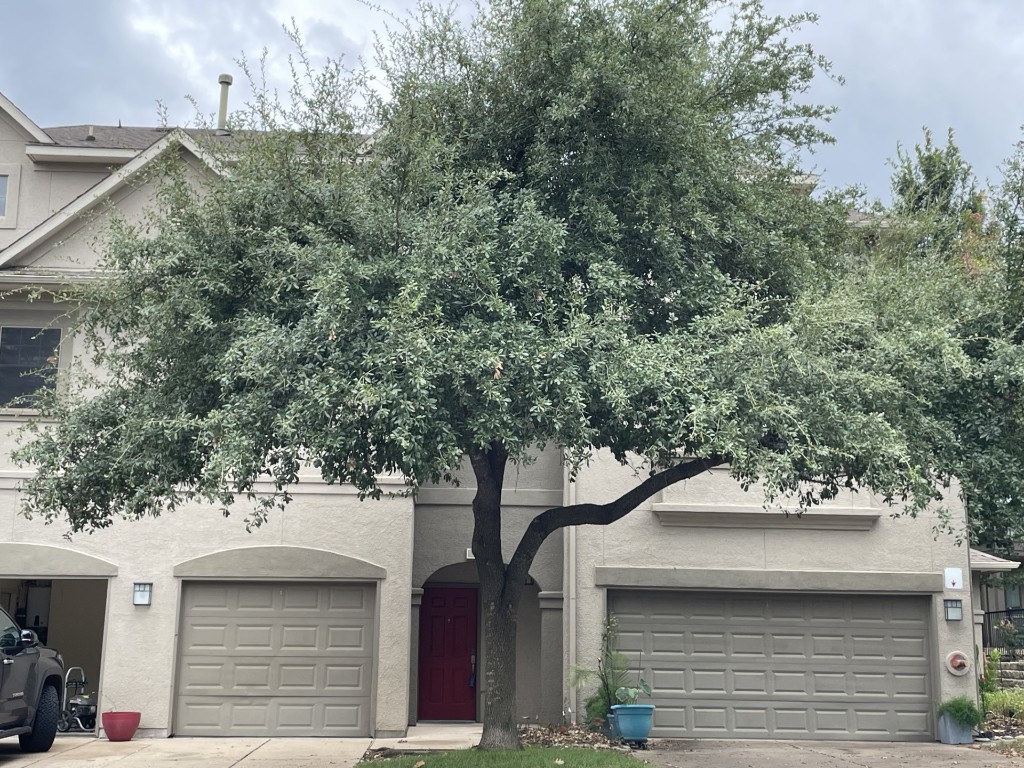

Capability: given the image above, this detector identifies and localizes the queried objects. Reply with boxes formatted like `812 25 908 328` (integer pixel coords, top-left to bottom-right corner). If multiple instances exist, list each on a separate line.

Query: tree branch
506 454 725 585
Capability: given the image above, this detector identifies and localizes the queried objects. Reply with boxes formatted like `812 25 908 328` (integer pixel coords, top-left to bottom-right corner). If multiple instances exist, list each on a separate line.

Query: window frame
0 325 63 409
1007 586 1022 610
0 307 72 417
0 165 20 229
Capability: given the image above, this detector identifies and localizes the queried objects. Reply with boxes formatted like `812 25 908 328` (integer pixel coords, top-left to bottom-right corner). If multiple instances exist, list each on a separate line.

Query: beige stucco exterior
569 454 979 723
0 89 988 741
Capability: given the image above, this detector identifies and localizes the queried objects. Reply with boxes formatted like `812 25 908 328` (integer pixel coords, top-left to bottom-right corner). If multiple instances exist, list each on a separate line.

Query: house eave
0 91 54 144
26 145 139 165
969 548 1020 573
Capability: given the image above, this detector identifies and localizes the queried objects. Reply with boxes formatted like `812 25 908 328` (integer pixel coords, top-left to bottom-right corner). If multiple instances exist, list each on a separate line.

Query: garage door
175 582 375 736
609 591 932 741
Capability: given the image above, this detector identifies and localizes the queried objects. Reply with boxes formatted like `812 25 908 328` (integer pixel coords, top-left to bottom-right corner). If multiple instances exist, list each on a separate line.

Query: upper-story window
0 326 62 407
0 166 18 228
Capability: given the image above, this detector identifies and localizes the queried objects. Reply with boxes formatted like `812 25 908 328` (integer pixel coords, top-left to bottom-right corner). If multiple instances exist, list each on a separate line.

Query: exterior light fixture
944 599 963 621
133 583 153 606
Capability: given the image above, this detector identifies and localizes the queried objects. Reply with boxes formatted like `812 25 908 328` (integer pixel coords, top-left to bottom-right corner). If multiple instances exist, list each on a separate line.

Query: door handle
2 659 12 665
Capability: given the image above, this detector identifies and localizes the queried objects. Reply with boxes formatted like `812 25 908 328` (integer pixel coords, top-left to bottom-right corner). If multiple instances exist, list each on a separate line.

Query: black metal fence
984 609 1024 658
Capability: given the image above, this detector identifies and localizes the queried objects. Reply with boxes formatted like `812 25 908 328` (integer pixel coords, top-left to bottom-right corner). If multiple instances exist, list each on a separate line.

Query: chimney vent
216 73 233 135
85 125 96 142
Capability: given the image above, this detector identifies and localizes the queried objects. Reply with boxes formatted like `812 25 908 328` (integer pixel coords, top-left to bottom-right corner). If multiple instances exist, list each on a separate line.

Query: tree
13 0 996 749
880 129 1024 556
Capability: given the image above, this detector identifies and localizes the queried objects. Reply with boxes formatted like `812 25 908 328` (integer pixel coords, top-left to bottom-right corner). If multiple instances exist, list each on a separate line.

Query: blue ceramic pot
611 704 655 741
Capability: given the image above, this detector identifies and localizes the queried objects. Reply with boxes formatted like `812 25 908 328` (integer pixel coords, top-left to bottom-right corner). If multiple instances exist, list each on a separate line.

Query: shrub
937 696 986 729
570 616 632 728
981 649 1002 696
984 688 1024 718
997 619 1020 648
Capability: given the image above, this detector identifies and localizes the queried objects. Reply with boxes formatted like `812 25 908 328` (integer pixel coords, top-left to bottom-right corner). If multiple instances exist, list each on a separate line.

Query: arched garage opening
0 543 115 734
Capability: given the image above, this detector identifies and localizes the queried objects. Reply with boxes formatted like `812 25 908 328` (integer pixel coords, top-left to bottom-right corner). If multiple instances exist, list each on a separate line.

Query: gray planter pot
938 712 973 744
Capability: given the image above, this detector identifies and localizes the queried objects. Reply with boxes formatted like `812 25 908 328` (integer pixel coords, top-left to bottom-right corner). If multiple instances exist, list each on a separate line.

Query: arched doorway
415 563 543 723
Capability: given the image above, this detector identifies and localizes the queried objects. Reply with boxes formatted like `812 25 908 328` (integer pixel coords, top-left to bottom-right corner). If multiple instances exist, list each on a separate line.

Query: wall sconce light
133 583 153 606
944 599 963 621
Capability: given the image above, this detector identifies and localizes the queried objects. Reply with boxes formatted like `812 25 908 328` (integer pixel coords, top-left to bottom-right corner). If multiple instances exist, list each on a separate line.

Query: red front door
418 586 477 720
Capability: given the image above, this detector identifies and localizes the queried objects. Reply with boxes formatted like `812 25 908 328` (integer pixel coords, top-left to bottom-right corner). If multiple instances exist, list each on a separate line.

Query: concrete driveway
642 739 1024 768
0 737 372 768
3 734 1024 768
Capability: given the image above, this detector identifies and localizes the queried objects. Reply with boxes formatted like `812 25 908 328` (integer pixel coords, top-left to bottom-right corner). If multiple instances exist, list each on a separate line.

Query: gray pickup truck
0 606 63 752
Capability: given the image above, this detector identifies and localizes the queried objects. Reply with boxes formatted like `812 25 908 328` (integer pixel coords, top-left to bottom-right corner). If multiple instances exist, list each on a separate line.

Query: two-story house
0 86 1001 742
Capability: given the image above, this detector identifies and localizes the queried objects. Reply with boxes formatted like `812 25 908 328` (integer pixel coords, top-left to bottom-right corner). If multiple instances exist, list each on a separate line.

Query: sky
3 0 1024 203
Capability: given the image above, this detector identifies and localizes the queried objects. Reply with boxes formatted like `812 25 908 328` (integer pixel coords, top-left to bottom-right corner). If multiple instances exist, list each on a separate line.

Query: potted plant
611 673 655 743
936 695 984 744
570 615 632 739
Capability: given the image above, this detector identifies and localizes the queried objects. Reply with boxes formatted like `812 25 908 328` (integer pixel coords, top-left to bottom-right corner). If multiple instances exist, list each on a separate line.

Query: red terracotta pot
102 711 141 742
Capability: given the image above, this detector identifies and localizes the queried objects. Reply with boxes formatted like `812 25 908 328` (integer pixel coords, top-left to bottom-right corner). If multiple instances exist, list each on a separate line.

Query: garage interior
0 577 107 732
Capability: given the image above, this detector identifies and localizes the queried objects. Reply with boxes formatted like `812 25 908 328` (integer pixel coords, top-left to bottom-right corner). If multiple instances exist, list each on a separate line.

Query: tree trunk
478 568 521 749
469 447 725 750
470 443 526 750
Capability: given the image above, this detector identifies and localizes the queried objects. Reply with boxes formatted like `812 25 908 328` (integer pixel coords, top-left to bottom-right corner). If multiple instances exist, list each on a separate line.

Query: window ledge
0 408 52 421
652 503 881 531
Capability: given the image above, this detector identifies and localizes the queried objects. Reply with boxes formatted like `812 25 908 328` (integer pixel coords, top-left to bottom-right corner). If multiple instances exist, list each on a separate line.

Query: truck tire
19 685 58 753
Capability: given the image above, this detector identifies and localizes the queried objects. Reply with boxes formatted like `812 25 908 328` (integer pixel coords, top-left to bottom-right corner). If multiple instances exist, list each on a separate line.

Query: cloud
3 0 1024 202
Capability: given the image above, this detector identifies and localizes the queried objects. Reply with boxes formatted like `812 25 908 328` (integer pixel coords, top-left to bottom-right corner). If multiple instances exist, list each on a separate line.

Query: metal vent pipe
216 74 233 134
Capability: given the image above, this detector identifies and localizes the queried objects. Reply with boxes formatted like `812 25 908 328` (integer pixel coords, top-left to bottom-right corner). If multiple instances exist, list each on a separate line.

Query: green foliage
892 128 982 223
984 687 1024 718
15 0 899 535
997 619 1021 649
614 678 651 705
15 1 1024 748
937 695 986 729
570 616 634 727
869 125 1024 552
981 649 1002 697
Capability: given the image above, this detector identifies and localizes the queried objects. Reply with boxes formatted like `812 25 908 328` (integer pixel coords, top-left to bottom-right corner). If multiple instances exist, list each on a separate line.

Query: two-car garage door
175 582 375 736
609 590 933 741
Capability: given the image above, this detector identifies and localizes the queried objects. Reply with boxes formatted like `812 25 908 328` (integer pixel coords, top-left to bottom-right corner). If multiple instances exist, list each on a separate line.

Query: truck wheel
19 685 59 752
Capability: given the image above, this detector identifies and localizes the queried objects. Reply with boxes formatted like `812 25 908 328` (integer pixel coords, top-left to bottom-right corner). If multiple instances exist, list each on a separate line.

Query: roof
970 548 1020 573
40 125 244 151
41 125 174 150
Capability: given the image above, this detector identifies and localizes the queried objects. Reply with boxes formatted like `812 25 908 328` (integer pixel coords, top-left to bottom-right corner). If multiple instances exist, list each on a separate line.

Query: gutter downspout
563 460 578 725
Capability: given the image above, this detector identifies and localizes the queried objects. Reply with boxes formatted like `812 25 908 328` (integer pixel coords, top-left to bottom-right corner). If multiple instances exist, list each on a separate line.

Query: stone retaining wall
997 660 1024 689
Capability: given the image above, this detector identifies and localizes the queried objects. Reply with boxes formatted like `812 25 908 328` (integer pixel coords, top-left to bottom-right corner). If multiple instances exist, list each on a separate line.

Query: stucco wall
568 451 977 728
0 482 414 737
0 112 108 250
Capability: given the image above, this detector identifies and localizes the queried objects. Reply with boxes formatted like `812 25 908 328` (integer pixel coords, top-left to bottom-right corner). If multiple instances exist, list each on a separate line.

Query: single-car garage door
175 582 375 736
609 590 932 741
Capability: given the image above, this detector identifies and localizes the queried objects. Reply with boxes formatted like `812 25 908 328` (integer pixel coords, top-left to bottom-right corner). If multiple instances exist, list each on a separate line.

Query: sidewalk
369 723 482 753
0 725 483 767
0 736 372 767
